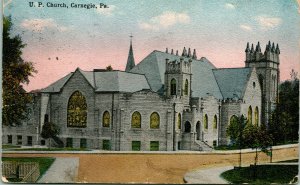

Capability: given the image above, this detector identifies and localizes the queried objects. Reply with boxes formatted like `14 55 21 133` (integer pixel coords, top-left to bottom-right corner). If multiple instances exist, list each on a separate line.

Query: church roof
41 69 150 93
130 50 223 99
213 68 252 99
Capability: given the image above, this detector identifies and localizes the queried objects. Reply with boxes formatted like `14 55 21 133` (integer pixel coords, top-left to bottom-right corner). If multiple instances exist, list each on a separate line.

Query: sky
4 0 300 91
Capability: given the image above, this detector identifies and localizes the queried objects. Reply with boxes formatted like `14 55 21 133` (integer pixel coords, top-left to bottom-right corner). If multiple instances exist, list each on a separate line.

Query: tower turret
187 48 192 57
182 47 187 56
192 49 197 60
244 41 280 125
164 57 192 106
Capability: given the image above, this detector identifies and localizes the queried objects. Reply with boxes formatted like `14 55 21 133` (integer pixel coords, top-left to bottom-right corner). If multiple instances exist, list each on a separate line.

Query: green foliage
226 115 246 146
40 122 60 139
269 71 299 144
3 16 37 126
106 65 113 71
221 165 298 184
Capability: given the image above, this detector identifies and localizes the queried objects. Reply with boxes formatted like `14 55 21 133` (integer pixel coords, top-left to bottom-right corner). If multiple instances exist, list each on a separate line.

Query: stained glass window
204 114 208 130
132 111 141 128
103 111 110 127
184 79 189 95
254 106 259 125
248 106 252 124
178 113 181 129
213 115 217 129
171 78 176 95
150 112 160 129
67 91 87 127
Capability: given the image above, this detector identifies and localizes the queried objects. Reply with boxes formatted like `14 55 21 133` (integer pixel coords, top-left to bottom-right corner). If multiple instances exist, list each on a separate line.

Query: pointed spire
171 49 174 55
271 42 275 52
182 47 187 56
245 42 250 52
255 42 261 52
176 50 179 56
192 49 197 59
187 48 192 57
125 34 135 72
265 44 269 53
166 48 169 53
250 44 254 53
275 43 280 54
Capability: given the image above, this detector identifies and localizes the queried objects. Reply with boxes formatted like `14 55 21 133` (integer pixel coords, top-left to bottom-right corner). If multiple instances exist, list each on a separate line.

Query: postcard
2 0 299 184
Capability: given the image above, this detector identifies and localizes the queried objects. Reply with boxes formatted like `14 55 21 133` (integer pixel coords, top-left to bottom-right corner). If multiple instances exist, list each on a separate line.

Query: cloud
96 5 116 16
4 0 13 7
240 24 252 31
139 11 190 31
21 18 69 32
225 3 235 9
256 15 282 29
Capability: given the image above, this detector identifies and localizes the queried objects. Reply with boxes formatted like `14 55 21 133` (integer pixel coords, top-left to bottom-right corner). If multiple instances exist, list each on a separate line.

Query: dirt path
2 145 298 184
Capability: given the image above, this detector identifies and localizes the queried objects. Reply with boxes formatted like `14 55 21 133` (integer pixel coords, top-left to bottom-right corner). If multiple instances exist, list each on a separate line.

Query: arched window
177 113 181 129
67 91 87 127
204 114 208 130
131 111 141 128
171 79 177 95
184 121 191 133
102 111 110 127
150 112 160 129
196 121 201 140
213 115 217 129
184 79 189 95
254 107 259 125
248 106 252 124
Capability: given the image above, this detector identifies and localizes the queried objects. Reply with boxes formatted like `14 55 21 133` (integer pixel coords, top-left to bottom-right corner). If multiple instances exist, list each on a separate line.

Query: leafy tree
226 115 247 146
40 117 63 148
3 16 36 126
106 65 113 71
269 70 299 144
242 123 273 177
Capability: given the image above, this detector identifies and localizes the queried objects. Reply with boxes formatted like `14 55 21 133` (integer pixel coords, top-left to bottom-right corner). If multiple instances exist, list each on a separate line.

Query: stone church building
2 40 280 151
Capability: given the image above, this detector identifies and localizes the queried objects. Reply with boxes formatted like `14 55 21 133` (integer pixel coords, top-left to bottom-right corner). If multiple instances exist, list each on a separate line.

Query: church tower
125 35 135 72
245 41 280 125
164 47 192 106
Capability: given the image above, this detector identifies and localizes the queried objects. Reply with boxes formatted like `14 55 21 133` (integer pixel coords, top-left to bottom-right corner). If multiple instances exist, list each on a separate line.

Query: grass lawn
221 165 298 184
2 157 55 181
2 144 21 149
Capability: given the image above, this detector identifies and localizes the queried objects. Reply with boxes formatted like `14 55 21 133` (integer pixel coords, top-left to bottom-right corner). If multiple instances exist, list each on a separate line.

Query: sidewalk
38 157 79 183
184 166 232 184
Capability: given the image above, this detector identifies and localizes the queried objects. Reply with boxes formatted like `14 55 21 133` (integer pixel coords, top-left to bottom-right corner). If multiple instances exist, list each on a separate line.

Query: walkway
38 157 79 183
184 166 232 184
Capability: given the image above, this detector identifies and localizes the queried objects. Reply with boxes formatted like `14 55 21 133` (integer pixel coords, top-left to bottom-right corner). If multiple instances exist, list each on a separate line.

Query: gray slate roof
213 68 252 99
130 50 223 99
41 69 150 93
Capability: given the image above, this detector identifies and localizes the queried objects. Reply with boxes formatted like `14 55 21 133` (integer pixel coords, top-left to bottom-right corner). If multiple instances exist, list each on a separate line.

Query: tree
226 115 247 146
40 116 63 148
269 70 299 144
106 65 113 71
242 123 273 178
3 16 36 126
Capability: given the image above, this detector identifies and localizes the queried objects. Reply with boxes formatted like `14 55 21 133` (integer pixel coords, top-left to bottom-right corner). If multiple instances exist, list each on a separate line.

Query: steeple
125 34 136 72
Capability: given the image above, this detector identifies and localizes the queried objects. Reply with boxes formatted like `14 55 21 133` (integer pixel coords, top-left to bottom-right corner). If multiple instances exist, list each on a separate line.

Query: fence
2 161 40 182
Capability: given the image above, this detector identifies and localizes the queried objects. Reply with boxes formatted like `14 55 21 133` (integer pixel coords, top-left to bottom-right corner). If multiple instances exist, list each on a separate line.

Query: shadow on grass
221 165 298 184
